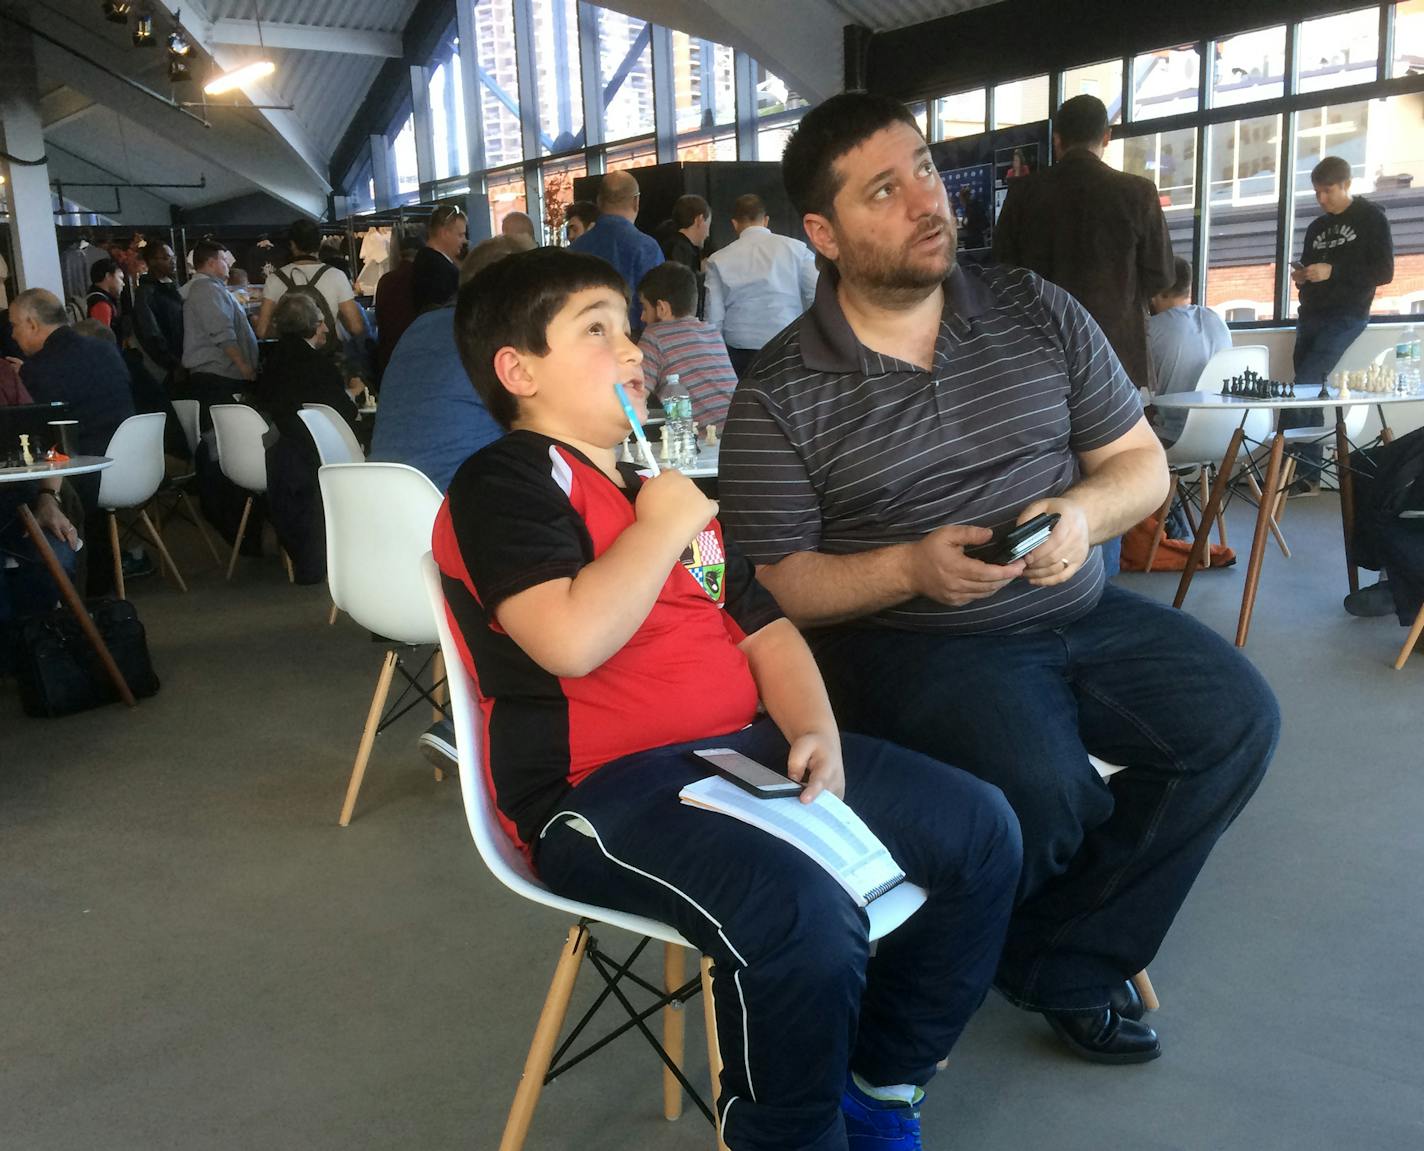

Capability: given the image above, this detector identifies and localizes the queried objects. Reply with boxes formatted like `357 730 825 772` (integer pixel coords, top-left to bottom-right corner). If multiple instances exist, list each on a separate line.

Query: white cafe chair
299 403 365 465
420 552 927 1151
152 398 224 571
210 404 290 582
1145 346 1276 571
321 463 446 826
97 413 187 599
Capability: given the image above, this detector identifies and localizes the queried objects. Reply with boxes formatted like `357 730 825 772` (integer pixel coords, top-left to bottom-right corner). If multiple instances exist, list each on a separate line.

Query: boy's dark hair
782 92 923 218
289 218 322 255
671 194 710 229
454 248 629 429
193 240 227 269
89 257 120 286
1311 155 1352 187
1055 95 1109 148
638 261 698 318
1167 256 1192 298
566 200 599 230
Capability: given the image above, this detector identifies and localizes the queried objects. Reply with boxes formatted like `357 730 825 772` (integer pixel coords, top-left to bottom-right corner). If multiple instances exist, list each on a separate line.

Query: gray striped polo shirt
718 262 1144 634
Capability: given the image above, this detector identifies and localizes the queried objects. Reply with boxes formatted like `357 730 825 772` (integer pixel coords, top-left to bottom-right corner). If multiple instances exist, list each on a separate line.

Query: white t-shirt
263 260 357 325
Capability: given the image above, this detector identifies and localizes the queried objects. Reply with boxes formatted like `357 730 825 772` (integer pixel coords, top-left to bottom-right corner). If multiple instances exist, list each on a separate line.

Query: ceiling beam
206 18 401 59
39 86 97 132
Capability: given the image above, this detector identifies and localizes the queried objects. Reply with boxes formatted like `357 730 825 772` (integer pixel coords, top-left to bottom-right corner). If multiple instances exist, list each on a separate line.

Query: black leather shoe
1042 1007 1161 1064
1108 979 1145 1022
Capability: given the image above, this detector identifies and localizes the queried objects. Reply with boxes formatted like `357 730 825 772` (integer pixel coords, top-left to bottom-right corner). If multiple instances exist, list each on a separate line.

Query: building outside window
1062 60 1124 123
993 75 1049 129
473 0 523 168
393 112 420 198
1131 45 1200 121
597 8 654 142
531 0 584 155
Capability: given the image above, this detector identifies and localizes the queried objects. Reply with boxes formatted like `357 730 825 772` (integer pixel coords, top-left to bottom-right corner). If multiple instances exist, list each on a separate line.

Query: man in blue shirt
567 169 663 335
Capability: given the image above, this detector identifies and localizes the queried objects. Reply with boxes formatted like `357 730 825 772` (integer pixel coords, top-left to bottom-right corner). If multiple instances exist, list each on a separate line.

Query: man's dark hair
1168 256 1192 298
781 92 923 217
138 241 171 263
1055 95 1109 149
638 261 698 318
731 193 767 223
671 194 710 229
193 240 227 269
1311 155 1352 187
89 258 120 287
454 248 629 429
566 200 599 230
289 218 323 255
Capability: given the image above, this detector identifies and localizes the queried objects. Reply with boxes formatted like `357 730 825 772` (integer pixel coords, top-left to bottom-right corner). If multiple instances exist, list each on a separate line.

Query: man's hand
908 524 1025 606
4 356 23 374
1018 498 1090 586
1303 263 1333 283
634 470 717 543
787 731 845 803
34 494 80 551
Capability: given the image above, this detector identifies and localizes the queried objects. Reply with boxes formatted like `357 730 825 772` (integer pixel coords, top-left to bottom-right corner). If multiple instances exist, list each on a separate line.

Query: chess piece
1221 378 1231 396
1287 382 1296 398
19 433 33 466
706 424 719 446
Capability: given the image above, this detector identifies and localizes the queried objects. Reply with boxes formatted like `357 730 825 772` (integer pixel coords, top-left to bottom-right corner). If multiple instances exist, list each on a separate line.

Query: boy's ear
493 345 538 399
655 300 676 323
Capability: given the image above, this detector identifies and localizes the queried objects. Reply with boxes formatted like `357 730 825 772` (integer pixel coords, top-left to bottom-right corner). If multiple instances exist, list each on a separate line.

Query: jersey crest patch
681 528 726 603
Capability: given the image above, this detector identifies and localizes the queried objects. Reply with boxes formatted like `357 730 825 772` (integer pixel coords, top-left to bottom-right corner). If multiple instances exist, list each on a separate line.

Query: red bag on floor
1119 516 1235 572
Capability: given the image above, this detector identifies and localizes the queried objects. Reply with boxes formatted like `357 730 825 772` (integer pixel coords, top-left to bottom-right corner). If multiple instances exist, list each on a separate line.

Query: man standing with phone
1284 156 1395 495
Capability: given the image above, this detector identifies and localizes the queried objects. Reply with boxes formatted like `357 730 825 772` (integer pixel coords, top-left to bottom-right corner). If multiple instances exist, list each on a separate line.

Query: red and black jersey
432 430 783 856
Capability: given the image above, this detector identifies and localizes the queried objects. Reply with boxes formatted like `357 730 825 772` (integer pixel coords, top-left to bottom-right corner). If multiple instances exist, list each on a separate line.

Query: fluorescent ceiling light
203 59 275 95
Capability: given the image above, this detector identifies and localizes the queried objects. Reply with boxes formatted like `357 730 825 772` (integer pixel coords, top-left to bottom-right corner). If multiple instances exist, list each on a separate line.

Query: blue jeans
535 719 1022 1151
808 584 1279 1013
1285 312 1370 482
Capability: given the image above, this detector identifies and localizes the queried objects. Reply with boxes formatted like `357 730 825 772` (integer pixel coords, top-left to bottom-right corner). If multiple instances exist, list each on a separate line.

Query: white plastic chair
172 398 201 459
211 403 281 581
321 463 446 826
299 403 364 465
1146 346 1278 570
98 413 187 598
420 552 927 1151
151 398 224 572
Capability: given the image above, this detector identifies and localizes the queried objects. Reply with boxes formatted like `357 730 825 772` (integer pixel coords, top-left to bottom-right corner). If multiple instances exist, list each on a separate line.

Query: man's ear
1100 128 1113 151
493 346 538 399
802 213 839 263
1051 132 1063 159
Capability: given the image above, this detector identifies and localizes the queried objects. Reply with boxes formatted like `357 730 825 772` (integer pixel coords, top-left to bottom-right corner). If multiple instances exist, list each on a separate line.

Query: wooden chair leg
1210 467 1228 549
108 512 126 600
328 602 339 626
179 491 225 566
1144 472 1177 574
338 651 398 827
1245 472 1292 559
226 496 253 581
430 649 447 782
499 925 589 1151
1395 603 1424 670
1272 457 1298 530
1132 969 1160 1012
138 509 188 592
662 943 687 1121
700 956 730 1151
281 548 295 583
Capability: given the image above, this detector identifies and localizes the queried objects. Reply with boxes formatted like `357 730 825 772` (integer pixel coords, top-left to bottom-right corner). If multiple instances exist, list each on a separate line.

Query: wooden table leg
18 504 136 708
1174 426 1244 609
1337 410 1358 594
1377 405 1394 446
1235 431 1286 647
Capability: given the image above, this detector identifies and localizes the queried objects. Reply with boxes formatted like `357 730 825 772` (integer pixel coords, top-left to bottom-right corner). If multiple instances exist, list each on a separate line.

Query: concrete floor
3 495 1422 1151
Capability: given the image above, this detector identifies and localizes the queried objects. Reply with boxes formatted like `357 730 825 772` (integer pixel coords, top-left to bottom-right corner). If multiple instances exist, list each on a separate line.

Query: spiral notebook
678 776 906 907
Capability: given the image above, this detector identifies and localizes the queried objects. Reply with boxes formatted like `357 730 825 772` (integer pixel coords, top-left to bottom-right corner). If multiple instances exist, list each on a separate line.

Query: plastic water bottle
1396 335 1413 395
1410 326 1422 395
660 374 697 469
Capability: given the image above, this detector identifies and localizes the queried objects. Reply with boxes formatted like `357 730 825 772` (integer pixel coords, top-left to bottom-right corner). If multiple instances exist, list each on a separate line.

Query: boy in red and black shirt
432 248 1020 1151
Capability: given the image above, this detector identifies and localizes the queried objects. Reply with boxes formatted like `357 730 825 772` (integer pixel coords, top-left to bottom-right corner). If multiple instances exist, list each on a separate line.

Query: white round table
0 456 135 707
1151 390 1424 645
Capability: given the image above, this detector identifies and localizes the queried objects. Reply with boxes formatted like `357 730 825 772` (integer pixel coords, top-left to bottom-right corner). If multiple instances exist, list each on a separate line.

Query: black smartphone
692 748 803 799
963 512 1061 564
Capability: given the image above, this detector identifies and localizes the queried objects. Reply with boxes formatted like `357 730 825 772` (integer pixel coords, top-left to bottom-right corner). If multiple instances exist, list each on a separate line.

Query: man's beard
837 218 955 305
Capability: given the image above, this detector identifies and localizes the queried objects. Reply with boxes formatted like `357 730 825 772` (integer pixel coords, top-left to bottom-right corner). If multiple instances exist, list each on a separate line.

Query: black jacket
253 335 359 443
133 276 185 371
1299 197 1394 318
412 246 460 315
21 326 136 457
993 150 1175 390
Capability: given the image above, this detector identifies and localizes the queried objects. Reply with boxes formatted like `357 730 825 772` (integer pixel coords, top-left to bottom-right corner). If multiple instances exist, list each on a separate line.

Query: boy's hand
787 732 845 803
1303 263 1333 283
635 470 718 541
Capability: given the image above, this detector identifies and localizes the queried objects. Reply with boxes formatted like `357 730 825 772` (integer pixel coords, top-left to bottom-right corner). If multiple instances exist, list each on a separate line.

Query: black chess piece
1232 376 1242 395
1288 382 1296 398
1221 378 1231 396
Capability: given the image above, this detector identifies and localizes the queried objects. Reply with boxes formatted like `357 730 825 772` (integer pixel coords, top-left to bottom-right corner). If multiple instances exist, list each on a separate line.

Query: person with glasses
413 205 468 314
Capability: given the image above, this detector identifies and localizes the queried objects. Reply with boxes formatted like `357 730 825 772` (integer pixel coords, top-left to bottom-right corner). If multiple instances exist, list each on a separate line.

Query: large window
1063 60 1123 123
1298 8 1379 93
486 167 528 235
541 154 587 245
994 75 1049 128
1205 114 1282 320
531 0 583 155
393 112 420 198
755 66 808 160
934 89 987 140
597 9 654 141
1132 45 1200 121
672 31 735 160
430 49 470 180
1212 26 1286 107
1393 0 1424 75
473 0 523 168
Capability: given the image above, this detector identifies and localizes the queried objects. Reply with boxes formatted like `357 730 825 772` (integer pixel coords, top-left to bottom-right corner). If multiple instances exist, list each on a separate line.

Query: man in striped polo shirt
638 261 739 431
720 93 1280 1066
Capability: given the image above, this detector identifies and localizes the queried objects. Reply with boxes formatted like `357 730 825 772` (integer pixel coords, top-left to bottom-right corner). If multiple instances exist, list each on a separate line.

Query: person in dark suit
251 293 361 442
992 95 1175 392
412 204 467 315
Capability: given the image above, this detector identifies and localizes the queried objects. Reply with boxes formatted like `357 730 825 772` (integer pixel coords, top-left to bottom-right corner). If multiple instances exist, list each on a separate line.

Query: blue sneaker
842 1074 924 1150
